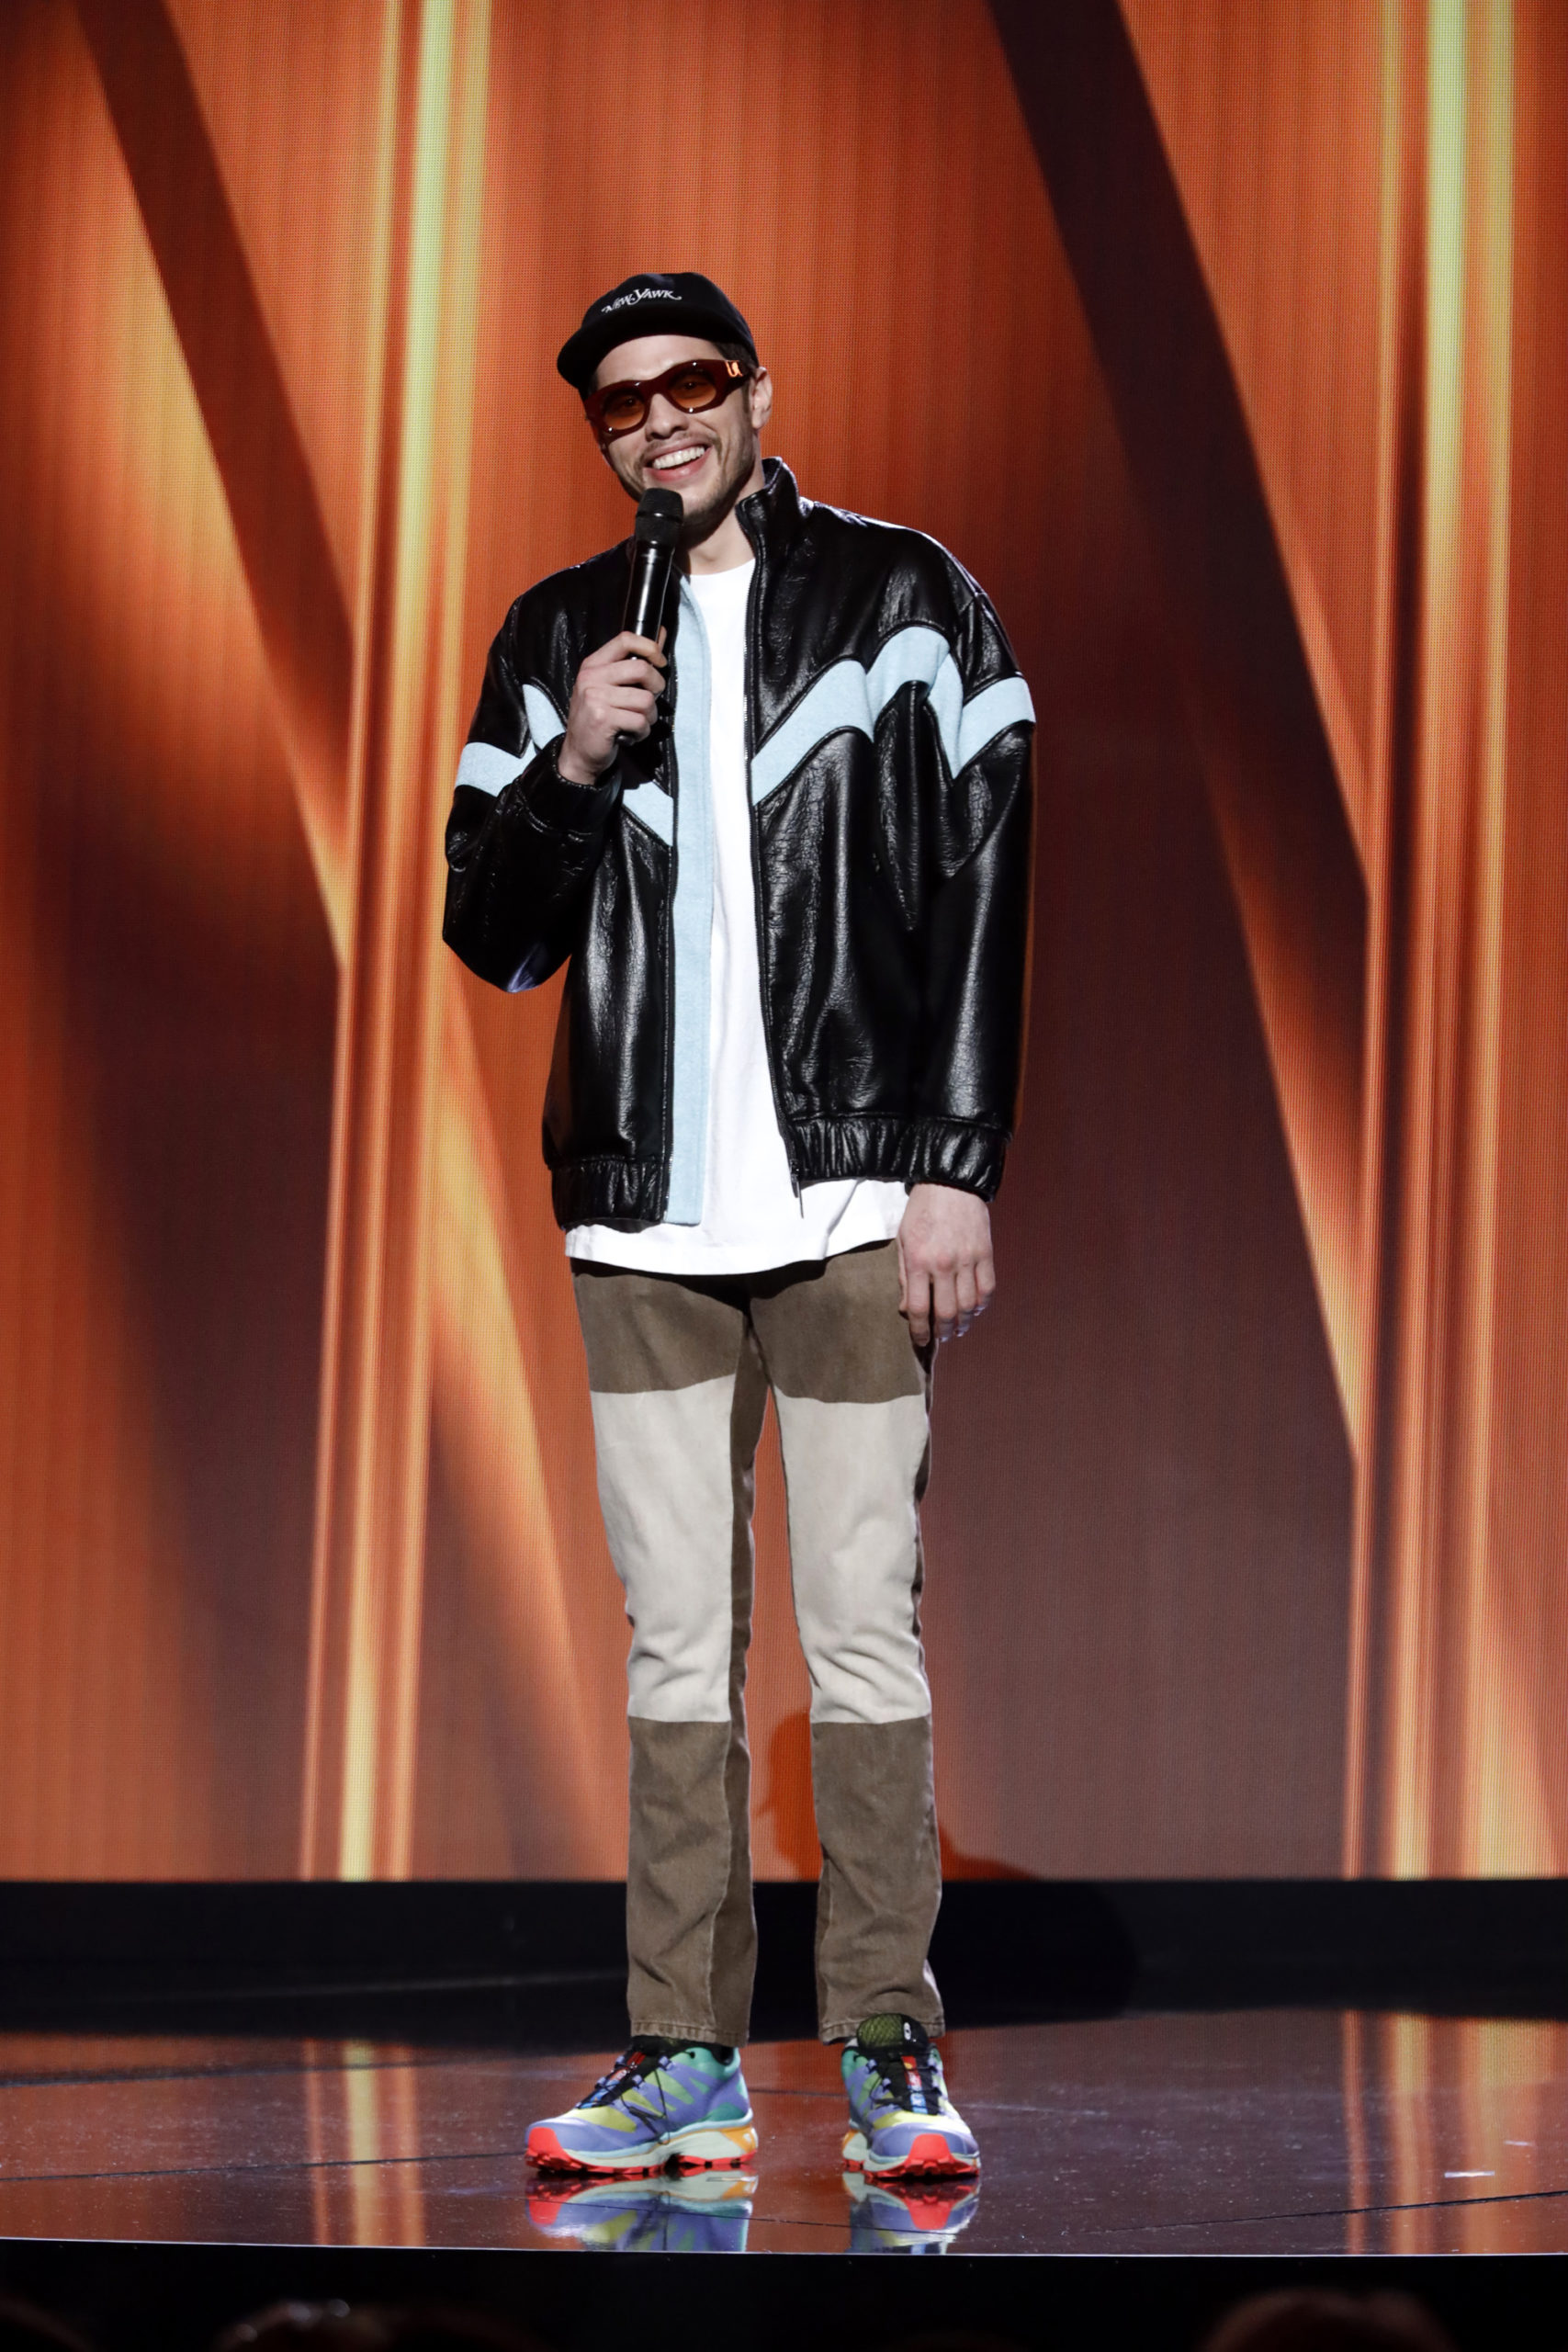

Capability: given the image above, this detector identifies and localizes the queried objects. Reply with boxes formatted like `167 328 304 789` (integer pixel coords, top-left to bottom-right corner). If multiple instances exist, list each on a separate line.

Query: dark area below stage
1 2240 1567 2352
2 2240 1566 2352
0 1879 1560 2042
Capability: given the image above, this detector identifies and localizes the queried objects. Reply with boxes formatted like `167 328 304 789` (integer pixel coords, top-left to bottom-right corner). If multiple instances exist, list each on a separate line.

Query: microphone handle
623 542 674 642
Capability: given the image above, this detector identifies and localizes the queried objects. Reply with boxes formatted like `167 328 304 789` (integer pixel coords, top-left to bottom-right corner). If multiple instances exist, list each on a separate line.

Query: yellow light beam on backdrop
75 0 603 1879
304 0 491 1881
1345 0 1562 1878
1343 0 1430 1884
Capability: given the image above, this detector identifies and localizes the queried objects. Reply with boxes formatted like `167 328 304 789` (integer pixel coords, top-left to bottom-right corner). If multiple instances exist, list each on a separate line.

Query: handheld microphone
623 487 682 641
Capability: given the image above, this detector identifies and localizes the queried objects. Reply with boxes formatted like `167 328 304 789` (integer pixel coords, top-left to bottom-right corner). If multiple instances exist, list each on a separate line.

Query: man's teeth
651 447 705 471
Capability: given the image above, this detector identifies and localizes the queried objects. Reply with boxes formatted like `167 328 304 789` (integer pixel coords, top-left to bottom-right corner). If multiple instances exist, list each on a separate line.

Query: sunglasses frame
583 356 751 443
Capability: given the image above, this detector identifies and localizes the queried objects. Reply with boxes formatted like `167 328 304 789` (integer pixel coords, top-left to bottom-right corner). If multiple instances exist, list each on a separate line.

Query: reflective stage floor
0 2007 1563 2256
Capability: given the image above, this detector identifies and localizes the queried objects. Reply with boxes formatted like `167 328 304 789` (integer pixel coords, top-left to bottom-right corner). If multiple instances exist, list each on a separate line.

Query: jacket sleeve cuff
516 744 621 836
905 1122 1008 1202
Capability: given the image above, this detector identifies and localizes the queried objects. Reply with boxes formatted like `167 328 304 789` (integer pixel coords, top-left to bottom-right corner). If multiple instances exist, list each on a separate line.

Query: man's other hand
557 628 667 784
897 1183 995 1347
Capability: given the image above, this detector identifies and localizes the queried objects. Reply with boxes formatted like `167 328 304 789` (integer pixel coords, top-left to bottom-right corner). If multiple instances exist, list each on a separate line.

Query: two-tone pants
571 1238 943 2046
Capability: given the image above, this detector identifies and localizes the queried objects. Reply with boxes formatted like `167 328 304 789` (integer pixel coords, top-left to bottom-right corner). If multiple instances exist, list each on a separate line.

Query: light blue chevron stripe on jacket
749 625 1033 805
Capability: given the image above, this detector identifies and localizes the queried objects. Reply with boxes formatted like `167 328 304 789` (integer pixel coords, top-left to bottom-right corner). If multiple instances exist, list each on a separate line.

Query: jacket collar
737 455 805 561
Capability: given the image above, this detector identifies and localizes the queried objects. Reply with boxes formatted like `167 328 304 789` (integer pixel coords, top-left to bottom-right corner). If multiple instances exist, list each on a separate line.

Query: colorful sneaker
844 2168 980 2252
525 2041 758 2176
840 2017 980 2178
527 2168 756 2253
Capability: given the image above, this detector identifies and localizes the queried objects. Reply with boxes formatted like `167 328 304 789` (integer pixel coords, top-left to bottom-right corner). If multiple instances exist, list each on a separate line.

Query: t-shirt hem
564 1189 907 1276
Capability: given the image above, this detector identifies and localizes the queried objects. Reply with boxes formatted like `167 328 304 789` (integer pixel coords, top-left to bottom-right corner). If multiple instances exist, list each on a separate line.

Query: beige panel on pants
590 1379 931 1724
572 1241 944 2044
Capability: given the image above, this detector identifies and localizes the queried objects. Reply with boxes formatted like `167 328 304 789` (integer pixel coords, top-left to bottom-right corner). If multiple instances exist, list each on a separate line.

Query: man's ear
748 365 774 432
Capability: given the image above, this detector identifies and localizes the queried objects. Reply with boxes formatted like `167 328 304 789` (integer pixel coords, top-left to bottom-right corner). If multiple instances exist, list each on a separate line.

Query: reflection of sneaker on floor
528 2168 757 2253
844 2168 980 2253
841 2017 981 2178
525 2042 758 2176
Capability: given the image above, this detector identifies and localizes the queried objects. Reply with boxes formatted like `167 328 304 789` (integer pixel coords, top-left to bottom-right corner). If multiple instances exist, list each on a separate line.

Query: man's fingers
931 1265 961 1341
602 692 658 740
912 1252 996 1343
896 1185 997 1342
587 629 667 671
588 684 659 722
902 1262 932 1348
597 654 667 690
560 627 672 779
960 1256 995 1335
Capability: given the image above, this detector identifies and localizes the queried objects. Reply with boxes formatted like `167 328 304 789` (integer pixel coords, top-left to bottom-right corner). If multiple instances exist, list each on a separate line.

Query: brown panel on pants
572 1241 942 2043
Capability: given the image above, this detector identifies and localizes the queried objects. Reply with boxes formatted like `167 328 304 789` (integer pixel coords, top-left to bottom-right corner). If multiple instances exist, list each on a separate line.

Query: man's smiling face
592 333 773 546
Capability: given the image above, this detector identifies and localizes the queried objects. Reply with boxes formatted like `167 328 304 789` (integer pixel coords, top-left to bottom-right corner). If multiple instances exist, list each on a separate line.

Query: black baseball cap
556 271 758 394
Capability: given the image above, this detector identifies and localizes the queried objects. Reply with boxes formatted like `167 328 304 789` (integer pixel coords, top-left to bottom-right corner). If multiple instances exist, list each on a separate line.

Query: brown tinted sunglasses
583 356 750 442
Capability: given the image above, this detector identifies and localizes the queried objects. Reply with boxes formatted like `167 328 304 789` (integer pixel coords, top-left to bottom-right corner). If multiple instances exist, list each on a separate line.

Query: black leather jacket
443 458 1034 1229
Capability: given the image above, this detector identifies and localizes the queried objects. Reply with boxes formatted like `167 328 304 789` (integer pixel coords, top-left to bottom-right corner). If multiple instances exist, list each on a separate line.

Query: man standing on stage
443 273 1033 2184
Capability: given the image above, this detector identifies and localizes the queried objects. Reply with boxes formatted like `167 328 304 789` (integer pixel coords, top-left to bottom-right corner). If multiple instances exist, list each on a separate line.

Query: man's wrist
554 741 606 788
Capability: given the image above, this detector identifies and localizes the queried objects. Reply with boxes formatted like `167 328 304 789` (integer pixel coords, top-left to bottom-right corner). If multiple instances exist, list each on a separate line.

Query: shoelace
862 2044 946 2117
586 2044 676 2122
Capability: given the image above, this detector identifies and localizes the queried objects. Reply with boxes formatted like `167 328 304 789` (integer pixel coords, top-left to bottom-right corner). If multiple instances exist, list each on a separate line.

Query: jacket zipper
659 588 679 1221
739 491 803 1199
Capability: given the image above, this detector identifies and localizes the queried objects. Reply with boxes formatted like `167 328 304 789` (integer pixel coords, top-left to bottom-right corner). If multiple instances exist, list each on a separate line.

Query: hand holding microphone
557 488 682 785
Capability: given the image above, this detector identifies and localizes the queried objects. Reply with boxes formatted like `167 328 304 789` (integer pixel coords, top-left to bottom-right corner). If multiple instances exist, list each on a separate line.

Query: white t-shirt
566 560 908 1274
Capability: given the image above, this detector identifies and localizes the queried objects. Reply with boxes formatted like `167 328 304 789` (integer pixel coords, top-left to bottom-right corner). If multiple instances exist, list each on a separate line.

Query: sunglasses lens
667 367 722 413
597 386 647 434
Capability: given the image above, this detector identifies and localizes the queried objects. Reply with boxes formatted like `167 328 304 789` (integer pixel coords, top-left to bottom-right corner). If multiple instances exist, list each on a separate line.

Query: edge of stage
0 1881 1562 2348
0 1876 1562 2033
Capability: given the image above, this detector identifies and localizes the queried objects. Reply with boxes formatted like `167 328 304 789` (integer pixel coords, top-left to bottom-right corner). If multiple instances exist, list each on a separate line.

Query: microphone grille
635 487 683 545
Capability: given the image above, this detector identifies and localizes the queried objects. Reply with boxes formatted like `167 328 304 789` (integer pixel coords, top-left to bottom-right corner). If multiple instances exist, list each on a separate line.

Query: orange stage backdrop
0 0 1563 1882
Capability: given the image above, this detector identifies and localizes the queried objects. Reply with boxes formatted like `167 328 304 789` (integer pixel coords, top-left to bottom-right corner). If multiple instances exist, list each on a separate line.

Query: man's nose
644 393 692 437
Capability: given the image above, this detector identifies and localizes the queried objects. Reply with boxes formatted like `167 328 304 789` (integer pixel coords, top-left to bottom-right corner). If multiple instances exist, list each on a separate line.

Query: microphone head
634 486 683 547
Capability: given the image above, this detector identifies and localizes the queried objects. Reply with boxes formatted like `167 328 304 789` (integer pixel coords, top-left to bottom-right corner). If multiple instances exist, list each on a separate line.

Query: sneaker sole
527 2121 758 2177
841 2128 981 2179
